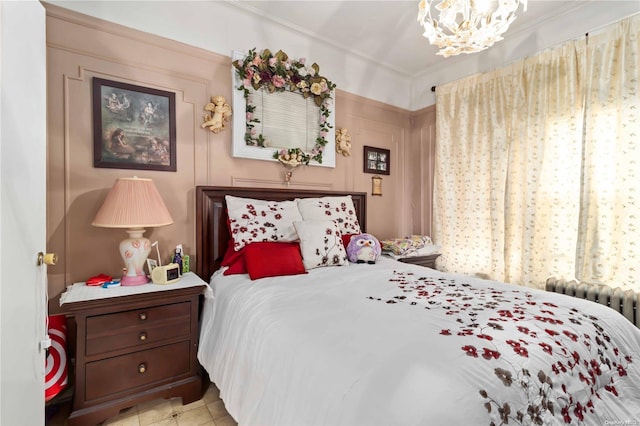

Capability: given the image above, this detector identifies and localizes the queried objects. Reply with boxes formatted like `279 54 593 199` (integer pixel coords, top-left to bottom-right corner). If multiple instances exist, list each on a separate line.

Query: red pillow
341 233 357 250
243 242 307 280
221 240 247 275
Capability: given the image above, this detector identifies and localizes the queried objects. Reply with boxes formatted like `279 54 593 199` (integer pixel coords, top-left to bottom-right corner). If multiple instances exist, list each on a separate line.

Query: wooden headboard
195 186 367 281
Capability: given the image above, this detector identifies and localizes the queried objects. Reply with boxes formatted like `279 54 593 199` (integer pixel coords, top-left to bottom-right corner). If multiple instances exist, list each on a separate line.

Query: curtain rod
429 32 594 95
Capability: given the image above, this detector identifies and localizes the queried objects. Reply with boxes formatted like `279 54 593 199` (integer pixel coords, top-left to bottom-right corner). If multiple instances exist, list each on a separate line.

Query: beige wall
409 105 437 239
45 4 435 297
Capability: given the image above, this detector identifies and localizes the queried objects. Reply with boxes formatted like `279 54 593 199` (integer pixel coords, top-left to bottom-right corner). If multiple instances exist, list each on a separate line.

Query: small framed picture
363 146 390 175
146 259 158 274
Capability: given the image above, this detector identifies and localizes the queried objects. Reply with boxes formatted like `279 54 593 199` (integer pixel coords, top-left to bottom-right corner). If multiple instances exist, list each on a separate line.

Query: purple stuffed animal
346 233 381 264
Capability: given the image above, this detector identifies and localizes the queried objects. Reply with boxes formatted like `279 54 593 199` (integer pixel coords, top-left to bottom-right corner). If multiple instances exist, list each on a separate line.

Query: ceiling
48 0 638 109
226 0 629 78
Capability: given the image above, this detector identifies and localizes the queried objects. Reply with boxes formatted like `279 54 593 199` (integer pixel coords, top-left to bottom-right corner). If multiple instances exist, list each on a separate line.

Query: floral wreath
232 48 336 165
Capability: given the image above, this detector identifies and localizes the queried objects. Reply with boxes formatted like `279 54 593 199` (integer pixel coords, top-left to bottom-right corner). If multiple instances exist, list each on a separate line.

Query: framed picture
146 258 158 275
92 78 176 171
363 146 390 175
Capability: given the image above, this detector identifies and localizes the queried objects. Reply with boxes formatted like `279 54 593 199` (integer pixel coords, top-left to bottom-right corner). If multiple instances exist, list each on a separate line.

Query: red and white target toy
45 315 68 402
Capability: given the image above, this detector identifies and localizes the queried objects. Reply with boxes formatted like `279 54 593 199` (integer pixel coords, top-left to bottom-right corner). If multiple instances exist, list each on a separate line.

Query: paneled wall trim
410 105 437 238
44 4 435 296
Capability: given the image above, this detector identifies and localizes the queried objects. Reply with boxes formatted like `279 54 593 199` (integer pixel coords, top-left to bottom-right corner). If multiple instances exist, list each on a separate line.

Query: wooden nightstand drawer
86 319 190 356
85 340 191 401
86 302 190 336
85 302 191 356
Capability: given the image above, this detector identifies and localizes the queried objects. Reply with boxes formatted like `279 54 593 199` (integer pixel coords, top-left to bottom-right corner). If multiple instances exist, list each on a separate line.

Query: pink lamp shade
92 177 173 286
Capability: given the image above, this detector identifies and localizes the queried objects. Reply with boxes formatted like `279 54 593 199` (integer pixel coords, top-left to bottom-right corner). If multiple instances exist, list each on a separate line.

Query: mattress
198 257 640 425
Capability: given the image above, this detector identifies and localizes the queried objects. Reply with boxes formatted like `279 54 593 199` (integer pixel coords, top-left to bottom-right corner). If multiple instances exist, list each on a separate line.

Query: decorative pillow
226 195 303 251
244 242 307 280
380 235 434 256
221 240 247 275
293 220 349 270
296 196 361 236
341 233 357 250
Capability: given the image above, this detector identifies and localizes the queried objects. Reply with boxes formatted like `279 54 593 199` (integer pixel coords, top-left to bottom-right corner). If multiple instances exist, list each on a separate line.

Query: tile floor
46 382 237 426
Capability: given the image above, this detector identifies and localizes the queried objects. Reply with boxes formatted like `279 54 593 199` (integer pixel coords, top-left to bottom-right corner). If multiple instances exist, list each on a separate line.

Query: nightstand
397 253 441 269
61 273 207 426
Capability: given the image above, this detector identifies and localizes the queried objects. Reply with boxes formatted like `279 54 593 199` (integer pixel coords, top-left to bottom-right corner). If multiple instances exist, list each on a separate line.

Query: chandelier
417 0 528 58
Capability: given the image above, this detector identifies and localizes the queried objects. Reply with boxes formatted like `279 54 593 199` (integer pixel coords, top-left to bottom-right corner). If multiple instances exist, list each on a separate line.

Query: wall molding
44 4 433 294
231 176 334 192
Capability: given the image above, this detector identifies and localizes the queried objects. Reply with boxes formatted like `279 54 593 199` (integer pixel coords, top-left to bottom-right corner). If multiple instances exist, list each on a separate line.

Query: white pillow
293 220 349 270
226 195 303 251
296 196 361 236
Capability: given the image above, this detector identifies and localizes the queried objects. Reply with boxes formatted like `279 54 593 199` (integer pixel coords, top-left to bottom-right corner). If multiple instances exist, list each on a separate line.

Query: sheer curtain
434 14 639 290
433 67 513 281
577 16 640 288
503 42 585 288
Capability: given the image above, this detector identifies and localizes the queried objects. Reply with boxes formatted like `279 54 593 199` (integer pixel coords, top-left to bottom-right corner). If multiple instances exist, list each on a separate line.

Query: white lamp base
119 228 151 286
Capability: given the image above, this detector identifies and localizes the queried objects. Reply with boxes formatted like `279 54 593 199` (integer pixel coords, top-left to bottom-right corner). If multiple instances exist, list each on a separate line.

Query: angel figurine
335 128 352 156
201 95 232 133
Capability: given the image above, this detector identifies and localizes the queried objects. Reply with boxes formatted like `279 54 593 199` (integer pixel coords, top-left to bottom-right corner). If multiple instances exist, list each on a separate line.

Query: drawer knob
138 363 146 374
139 312 147 321
139 332 147 341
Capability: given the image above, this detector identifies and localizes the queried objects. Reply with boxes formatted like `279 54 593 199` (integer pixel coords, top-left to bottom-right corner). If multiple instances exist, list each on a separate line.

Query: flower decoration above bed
276 148 306 168
232 48 336 165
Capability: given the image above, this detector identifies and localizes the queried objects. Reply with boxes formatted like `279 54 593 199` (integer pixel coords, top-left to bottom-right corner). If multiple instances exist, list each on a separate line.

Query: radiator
545 277 640 328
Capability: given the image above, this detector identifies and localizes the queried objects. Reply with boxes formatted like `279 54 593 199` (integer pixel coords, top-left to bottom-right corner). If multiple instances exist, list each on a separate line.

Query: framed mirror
231 50 336 168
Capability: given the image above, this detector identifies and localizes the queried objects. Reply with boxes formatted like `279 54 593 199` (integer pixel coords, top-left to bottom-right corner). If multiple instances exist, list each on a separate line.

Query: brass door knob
37 252 57 266
139 332 147 341
139 312 147 321
138 363 146 374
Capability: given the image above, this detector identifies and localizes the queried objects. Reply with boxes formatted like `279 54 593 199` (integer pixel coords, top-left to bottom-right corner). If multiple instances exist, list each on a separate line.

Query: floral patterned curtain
576 16 640 288
504 42 586 288
433 68 513 281
434 14 639 290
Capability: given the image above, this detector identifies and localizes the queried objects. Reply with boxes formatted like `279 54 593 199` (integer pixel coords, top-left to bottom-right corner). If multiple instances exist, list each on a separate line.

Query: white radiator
545 277 640 328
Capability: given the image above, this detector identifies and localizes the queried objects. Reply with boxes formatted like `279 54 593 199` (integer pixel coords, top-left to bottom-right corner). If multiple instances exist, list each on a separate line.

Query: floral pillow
293 220 349 270
226 195 303 251
296 196 361 236
380 235 434 256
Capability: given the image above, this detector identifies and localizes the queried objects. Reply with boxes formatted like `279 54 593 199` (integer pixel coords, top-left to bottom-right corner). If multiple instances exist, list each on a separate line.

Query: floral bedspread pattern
368 271 634 425
200 258 640 426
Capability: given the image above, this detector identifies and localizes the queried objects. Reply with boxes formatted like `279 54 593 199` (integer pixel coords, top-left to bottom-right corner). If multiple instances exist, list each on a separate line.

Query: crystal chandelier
417 0 528 58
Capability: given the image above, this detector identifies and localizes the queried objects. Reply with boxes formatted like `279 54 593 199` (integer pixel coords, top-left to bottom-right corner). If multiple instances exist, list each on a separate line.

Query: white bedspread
198 257 640 426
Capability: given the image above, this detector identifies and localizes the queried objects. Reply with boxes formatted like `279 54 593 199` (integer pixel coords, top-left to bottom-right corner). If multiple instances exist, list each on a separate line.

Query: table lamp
92 177 173 286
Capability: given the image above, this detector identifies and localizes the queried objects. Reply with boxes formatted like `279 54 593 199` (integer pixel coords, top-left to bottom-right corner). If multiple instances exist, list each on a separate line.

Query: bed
195 186 640 426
